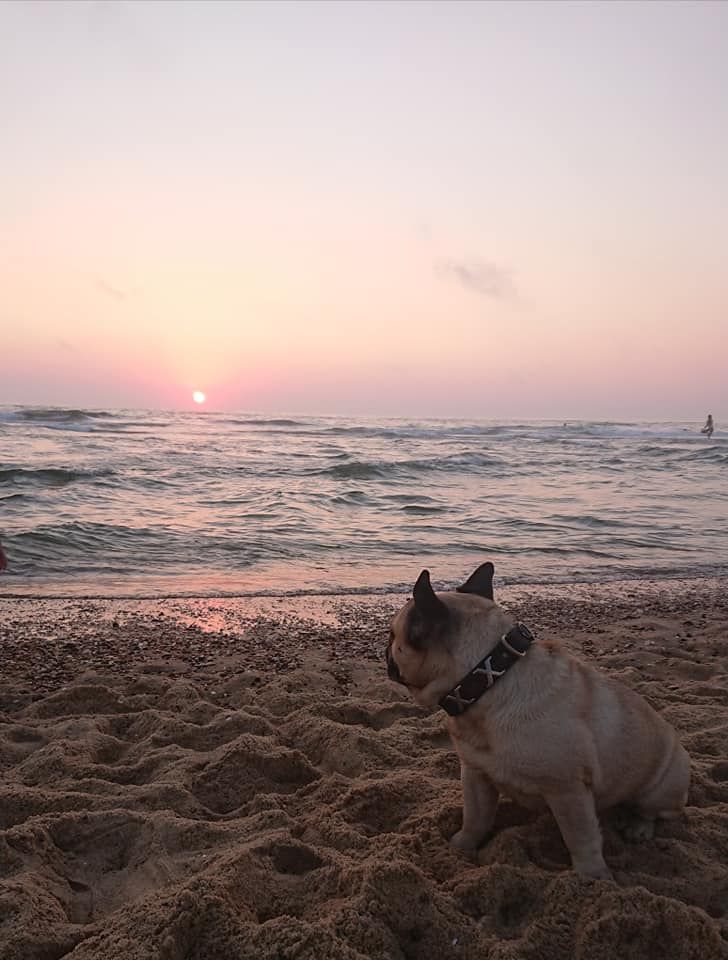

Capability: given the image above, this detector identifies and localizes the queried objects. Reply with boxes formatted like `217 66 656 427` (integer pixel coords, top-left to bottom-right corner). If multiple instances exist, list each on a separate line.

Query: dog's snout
387 659 402 683
386 648 404 684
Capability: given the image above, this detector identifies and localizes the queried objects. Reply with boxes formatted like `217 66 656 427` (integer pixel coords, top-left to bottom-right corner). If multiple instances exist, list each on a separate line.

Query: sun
192 390 206 404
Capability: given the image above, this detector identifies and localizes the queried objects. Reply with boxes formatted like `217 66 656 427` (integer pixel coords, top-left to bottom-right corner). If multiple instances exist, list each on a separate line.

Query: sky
1 0 726 418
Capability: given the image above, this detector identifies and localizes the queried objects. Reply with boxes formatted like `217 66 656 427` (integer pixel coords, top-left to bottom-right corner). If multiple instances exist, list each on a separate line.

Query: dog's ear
456 561 495 600
413 569 448 622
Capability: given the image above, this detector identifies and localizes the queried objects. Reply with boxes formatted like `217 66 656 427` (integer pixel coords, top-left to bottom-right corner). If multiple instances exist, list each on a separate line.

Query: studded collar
439 622 534 717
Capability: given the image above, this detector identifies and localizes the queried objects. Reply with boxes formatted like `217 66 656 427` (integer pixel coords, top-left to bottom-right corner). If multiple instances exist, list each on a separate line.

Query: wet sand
1 578 727 959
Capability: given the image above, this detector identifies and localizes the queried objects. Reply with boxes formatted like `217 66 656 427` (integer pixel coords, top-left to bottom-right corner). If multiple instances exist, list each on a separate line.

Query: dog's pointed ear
413 569 448 621
456 561 495 600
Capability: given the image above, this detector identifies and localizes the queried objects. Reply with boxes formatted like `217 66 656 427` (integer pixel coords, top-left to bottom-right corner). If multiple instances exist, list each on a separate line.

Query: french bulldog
385 562 690 879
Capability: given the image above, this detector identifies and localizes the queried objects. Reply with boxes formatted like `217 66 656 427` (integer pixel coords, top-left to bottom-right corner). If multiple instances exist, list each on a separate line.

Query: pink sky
1 1 726 418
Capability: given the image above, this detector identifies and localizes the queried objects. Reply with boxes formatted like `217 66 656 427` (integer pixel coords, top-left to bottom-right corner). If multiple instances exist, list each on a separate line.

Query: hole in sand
341 778 423 835
710 761 728 783
267 841 324 875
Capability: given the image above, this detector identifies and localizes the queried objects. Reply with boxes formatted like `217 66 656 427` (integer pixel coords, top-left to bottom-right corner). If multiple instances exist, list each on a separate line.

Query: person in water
701 413 714 438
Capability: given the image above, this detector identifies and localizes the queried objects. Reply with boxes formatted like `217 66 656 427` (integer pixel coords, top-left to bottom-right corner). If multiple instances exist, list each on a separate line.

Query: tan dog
386 562 690 879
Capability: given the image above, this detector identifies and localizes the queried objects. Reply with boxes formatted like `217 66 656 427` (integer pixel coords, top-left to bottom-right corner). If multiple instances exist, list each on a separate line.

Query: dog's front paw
575 861 614 882
450 829 481 853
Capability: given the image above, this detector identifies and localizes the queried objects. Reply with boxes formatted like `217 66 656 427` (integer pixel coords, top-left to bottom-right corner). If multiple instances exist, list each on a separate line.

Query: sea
0 406 726 599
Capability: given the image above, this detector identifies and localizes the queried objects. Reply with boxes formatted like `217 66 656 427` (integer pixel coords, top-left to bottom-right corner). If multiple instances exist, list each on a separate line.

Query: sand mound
1 587 727 958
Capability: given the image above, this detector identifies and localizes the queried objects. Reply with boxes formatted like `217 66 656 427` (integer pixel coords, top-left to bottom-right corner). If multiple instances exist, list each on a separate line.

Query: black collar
439 622 534 717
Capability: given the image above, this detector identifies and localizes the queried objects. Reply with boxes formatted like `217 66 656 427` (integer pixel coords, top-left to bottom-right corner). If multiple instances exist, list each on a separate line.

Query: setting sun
192 391 206 404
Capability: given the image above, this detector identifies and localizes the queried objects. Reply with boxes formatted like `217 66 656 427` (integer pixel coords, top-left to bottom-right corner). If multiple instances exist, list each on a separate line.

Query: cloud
96 278 127 303
438 258 516 300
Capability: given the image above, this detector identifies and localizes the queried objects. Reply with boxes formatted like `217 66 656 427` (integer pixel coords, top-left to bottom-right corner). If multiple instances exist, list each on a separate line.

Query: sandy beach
1 578 727 959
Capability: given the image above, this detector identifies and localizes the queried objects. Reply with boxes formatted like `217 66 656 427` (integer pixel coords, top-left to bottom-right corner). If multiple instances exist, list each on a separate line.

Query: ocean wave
324 425 447 439
8 522 194 570
546 514 632 529
0 407 114 423
676 446 728 464
322 423 515 440
403 453 505 471
571 423 699 440
0 409 175 437
314 452 505 480
381 492 443 504
0 466 114 487
7 521 276 566
222 417 308 428
317 461 388 480
295 420 709 444
331 490 374 506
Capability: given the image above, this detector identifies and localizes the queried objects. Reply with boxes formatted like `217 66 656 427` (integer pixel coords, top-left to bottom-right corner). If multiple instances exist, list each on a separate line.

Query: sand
1 578 727 959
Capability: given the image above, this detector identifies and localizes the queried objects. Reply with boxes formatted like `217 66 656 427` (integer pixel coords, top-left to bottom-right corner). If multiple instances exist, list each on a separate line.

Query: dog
385 562 690 879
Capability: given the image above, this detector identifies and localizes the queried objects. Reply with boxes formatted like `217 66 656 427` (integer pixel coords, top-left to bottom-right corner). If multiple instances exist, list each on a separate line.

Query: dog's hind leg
616 741 690 843
635 740 690 827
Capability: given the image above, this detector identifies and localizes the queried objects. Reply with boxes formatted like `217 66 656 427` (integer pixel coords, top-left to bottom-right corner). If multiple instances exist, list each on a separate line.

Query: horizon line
0 402 722 424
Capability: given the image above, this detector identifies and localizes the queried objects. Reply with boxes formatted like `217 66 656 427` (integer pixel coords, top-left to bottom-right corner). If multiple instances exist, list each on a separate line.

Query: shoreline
2 575 726 700
3 566 728 601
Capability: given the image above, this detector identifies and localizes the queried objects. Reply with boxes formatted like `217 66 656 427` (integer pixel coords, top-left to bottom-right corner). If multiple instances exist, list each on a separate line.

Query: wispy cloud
96 278 127 303
438 259 516 301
